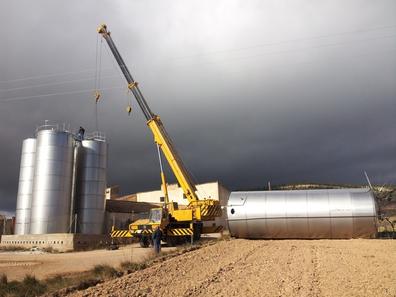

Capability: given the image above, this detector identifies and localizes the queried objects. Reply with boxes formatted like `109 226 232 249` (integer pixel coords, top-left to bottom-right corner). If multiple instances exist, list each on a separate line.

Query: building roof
113 193 137 201
105 200 158 213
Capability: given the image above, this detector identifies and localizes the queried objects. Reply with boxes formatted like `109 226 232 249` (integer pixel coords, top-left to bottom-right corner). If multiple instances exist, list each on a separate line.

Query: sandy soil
67 239 396 297
0 244 175 280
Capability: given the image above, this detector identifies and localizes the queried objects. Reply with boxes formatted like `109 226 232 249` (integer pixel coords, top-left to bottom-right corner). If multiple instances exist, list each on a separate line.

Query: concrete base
0 233 110 252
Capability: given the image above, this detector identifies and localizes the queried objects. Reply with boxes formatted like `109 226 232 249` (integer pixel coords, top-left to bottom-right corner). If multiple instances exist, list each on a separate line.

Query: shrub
42 246 58 253
120 261 147 272
45 274 74 291
18 275 46 297
76 278 101 290
92 264 119 279
0 246 28 252
0 274 7 285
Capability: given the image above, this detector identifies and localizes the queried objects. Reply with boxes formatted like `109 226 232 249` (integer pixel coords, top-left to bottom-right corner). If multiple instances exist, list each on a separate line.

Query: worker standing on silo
152 226 162 254
77 126 85 141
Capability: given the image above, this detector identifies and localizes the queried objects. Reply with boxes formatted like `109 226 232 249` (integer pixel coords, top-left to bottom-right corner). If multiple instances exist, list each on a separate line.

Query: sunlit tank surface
30 126 74 234
15 138 36 235
76 134 107 234
227 189 377 239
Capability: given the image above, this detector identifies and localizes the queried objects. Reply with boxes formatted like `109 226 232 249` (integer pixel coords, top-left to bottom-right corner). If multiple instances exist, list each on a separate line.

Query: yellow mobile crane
98 24 222 247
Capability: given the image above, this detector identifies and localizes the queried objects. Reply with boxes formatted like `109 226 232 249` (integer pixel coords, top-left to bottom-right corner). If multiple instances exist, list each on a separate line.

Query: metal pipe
69 141 81 233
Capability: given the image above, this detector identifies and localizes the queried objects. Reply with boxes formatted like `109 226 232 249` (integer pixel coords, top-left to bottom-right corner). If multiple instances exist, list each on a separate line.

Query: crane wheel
166 236 178 247
139 236 150 248
193 223 203 241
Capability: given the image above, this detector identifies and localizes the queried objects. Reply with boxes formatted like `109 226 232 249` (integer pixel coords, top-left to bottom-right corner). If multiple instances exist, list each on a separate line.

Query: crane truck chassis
110 205 223 247
98 24 223 247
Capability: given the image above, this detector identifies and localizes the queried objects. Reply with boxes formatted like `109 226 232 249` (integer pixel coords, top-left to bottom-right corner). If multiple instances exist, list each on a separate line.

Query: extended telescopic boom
98 24 200 203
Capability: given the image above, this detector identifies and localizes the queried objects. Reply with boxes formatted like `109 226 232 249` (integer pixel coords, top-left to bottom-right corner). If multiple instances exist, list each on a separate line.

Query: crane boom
98 24 199 203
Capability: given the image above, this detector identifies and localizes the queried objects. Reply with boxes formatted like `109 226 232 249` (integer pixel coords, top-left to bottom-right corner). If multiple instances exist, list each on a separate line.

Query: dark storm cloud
0 0 396 213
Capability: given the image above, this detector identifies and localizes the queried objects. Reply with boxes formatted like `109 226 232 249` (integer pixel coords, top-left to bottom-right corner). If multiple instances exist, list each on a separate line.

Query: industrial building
0 215 15 235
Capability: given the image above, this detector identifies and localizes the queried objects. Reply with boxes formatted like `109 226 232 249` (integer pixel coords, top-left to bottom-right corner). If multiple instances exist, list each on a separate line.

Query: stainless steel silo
75 134 107 234
15 138 36 235
30 125 74 234
227 189 377 239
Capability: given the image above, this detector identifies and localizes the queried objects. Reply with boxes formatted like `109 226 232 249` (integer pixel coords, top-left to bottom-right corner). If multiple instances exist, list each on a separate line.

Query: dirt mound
64 239 396 297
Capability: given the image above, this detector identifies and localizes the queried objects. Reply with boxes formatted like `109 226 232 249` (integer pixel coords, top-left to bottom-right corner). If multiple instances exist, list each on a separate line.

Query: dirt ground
67 239 396 297
0 244 175 280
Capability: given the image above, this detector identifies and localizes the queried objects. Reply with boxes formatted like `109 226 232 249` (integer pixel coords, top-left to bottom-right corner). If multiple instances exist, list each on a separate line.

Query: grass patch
0 275 46 297
0 246 59 253
41 246 59 253
0 246 30 252
91 264 121 279
0 242 209 296
45 275 77 292
43 272 102 296
21 275 46 296
0 274 7 285
119 261 147 273
0 269 113 297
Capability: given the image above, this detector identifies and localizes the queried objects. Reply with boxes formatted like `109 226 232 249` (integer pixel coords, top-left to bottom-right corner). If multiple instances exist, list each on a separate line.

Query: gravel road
67 239 396 297
0 244 175 280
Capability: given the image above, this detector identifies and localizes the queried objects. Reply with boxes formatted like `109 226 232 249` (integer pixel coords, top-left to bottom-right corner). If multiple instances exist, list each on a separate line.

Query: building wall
0 216 15 235
136 182 222 205
105 185 120 200
217 183 231 228
113 193 137 202
0 233 109 252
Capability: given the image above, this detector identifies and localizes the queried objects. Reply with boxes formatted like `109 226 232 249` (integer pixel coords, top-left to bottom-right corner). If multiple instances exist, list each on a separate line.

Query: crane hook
126 105 132 115
94 90 101 103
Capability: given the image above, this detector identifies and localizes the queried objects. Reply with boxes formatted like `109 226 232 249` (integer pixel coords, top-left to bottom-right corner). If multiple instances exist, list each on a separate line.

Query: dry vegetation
0 242 208 297
1 236 396 297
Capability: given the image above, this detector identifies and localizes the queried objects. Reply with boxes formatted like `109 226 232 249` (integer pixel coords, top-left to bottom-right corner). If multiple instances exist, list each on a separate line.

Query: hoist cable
94 35 100 131
0 74 119 93
103 38 133 115
0 86 124 103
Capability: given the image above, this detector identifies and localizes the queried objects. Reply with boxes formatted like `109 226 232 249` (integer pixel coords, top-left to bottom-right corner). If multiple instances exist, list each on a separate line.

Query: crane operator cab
128 207 169 248
149 208 163 223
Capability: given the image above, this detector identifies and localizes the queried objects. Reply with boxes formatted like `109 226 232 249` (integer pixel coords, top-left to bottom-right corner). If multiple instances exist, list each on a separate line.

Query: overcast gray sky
0 1 395 213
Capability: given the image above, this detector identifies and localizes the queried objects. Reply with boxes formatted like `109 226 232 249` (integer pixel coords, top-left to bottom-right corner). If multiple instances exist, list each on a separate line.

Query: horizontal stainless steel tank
227 189 377 239
15 138 36 235
75 133 107 234
30 125 74 234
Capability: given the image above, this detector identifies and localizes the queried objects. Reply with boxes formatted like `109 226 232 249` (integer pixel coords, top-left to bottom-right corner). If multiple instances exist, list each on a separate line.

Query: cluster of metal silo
14 124 107 235
227 188 378 239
